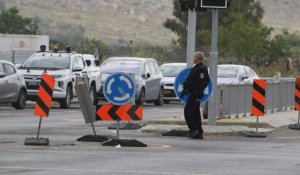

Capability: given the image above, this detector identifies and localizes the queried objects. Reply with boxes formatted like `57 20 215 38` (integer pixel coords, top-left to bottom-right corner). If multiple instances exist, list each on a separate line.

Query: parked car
159 63 187 103
99 57 164 106
18 47 101 108
202 64 260 119
0 60 27 109
217 64 259 85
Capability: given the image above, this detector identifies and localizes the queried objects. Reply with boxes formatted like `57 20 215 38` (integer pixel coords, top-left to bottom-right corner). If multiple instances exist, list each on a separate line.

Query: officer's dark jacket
183 63 209 98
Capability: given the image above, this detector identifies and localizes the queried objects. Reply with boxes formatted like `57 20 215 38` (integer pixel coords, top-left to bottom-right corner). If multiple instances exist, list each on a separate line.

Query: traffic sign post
25 73 55 146
174 67 213 104
75 76 110 143
186 8 197 67
289 77 300 130
208 9 219 126
246 79 267 138
102 73 146 147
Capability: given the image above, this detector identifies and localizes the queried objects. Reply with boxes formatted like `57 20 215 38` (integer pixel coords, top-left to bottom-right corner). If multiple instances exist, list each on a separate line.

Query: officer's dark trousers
184 95 203 134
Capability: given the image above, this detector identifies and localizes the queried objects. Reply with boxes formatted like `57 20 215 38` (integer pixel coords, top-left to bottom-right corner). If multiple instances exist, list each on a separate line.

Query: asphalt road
0 102 300 175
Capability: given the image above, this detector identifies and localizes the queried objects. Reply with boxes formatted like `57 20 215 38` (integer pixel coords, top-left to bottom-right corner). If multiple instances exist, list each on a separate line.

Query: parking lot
1 102 300 175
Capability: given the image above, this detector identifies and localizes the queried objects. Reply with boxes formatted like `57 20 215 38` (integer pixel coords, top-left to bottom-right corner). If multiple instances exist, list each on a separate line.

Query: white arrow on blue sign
174 67 213 103
103 73 135 105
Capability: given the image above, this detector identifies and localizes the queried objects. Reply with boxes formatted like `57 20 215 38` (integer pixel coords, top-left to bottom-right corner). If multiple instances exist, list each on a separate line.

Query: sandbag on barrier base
245 131 266 138
288 124 300 130
102 139 147 147
24 138 49 146
77 135 111 142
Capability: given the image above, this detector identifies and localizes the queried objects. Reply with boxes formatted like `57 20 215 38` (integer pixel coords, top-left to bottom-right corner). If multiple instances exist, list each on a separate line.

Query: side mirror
94 60 100 66
0 72 6 78
142 73 151 79
241 76 249 81
15 64 22 69
147 73 151 78
85 60 91 67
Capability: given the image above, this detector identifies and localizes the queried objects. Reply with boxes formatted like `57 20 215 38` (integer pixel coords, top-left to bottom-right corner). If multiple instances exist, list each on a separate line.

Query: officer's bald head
193 51 204 64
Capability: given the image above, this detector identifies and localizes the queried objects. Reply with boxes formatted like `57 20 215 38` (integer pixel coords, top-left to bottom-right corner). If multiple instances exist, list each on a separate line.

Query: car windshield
218 67 238 78
101 59 142 75
160 65 186 77
22 56 70 69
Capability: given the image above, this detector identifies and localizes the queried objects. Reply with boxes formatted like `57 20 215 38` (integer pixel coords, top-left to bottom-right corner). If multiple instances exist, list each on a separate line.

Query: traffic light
200 0 228 9
179 0 196 11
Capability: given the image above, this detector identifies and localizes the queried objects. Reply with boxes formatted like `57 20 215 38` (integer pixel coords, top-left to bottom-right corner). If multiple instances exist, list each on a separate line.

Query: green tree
164 0 292 66
0 6 39 34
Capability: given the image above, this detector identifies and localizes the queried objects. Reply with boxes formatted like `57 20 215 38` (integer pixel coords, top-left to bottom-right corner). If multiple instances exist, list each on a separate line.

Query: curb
146 117 274 129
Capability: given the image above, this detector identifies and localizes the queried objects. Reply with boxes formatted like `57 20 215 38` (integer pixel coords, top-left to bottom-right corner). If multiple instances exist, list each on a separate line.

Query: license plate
164 90 171 95
27 82 39 86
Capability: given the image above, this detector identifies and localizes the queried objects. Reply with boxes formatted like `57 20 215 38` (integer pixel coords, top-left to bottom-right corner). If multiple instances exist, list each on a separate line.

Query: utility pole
208 9 219 126
186 9 197 67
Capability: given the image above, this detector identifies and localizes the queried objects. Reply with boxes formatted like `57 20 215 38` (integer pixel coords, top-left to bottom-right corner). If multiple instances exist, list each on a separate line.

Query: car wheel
164 100 170 104
203 102 208 119
60 86 72 109
136 88 145 105
12 89 27 110
154 88 163 106
89 85 98 105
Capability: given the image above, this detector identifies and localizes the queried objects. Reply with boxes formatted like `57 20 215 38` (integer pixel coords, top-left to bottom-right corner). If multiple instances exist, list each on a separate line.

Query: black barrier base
245 131 267 138
77 135 111 142
108 123 141 130
102 139 147 147
288 124 300 130
162 130 189 137
24 138 49 146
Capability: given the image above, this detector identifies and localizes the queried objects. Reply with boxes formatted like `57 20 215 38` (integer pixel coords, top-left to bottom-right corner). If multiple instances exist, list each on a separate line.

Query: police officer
183 51 209 139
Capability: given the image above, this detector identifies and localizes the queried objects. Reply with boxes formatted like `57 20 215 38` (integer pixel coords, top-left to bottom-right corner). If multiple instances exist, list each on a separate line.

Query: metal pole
116 120 120 140
298 111 300 125
186 9 197 67
12 50 15 64
91 122 97 136
37 117 43 139
256 116 259 134
208 9 219 126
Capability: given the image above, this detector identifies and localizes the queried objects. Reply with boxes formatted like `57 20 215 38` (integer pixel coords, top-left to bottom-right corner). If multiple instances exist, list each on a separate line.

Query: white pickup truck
19 49 101 108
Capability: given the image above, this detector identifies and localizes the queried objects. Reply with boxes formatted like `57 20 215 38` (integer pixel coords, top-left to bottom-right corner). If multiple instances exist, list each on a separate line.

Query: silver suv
100 57 164 106
0 60 27 109
19 49 101 108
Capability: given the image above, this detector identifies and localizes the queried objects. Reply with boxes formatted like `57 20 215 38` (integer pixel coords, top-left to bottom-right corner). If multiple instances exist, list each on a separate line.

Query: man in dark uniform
183 51 209 139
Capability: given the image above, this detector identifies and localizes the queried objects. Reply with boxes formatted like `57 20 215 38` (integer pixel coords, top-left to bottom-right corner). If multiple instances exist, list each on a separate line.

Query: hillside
2 0 300 46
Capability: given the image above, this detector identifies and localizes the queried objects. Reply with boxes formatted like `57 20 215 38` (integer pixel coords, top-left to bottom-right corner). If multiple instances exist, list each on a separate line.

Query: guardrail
220 79 295 118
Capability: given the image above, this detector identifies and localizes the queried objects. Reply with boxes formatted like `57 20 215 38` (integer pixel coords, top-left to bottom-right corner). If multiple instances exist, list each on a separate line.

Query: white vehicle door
3 63 19 101
0 63 9 102
148 61 161 99
143 62 152 100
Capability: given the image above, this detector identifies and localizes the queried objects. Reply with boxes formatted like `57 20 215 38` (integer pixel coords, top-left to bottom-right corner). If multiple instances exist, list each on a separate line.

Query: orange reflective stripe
34 73 55 117
251 79 266 116
252 89 265 106
116 105 132 121
97 105 113 121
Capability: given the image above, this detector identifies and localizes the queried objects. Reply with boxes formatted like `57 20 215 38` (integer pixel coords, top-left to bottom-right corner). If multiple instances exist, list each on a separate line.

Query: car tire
89 85 98 105
164 100 170 104
154 88 163 106
203 102 208 119
136 88 145 105
12 89 27 110
59 86 72 109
